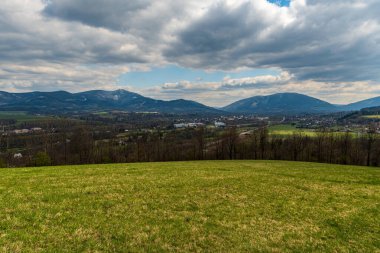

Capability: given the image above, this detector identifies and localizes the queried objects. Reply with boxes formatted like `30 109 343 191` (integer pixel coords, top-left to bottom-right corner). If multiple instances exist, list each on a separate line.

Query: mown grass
0 161 379 252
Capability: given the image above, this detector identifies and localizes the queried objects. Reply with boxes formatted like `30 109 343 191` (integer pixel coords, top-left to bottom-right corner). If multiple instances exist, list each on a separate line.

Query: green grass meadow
0 111 52 123
363 115 380 119
268 124 317 136
0 161 379 252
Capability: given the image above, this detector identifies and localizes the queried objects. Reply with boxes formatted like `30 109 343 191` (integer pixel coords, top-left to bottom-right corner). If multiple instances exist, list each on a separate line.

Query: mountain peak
223 93 336 114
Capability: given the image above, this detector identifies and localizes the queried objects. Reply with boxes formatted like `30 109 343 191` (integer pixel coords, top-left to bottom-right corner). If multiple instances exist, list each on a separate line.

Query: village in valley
1 108 380 167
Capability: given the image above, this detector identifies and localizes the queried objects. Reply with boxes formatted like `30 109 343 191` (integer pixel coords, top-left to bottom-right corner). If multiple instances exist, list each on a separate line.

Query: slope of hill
0 160 378 252
223 93 338 114
0 90 221 114
342 96 380 111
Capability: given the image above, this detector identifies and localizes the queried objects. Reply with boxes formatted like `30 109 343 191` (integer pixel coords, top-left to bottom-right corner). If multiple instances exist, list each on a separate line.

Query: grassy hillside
0 161 379 252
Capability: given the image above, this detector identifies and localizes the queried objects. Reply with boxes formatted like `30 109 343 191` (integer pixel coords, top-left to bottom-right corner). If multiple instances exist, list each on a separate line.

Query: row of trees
227 127 380 166
1 126 380 167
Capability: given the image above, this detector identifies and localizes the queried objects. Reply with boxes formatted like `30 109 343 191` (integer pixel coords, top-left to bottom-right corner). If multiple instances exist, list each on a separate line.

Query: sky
0 0 379 106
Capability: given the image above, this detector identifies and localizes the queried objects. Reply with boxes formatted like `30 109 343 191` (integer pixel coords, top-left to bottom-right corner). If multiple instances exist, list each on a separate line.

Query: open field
268 124 366 137
363 115 380 119
268 124 317 136
0 161 379 252
0 111 53 123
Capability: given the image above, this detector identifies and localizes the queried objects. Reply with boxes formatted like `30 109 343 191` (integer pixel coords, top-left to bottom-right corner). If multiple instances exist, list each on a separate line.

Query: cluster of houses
0 127 43 136
174 121 226 129
174 123 205 129
214 121 226 128
12 128 43 135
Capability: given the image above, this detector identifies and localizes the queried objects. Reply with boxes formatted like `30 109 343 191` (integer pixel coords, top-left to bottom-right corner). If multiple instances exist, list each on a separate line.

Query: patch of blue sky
267 0 291 7
119 65 280 88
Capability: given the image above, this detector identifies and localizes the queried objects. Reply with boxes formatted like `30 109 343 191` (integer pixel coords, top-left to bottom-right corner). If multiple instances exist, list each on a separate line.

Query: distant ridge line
0 90 380 114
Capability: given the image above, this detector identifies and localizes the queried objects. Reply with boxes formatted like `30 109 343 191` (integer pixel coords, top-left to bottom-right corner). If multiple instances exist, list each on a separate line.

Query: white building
14 129 30 134
174 123 187 129
215 121 226 128
174 123 205 129
13 153 23 159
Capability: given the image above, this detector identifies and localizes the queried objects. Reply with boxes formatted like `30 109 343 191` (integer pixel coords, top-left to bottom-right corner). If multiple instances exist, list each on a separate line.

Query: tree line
1 125 380 168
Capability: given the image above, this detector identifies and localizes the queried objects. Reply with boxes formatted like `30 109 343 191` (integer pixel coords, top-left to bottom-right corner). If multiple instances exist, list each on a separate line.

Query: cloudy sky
0 0 379 106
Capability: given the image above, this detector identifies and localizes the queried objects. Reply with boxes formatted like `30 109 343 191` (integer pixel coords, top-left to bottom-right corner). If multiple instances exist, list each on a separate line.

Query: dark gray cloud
43 0 150 31
42 0 195 44
165 0 380 82
0 2 148 65
170 2 256 54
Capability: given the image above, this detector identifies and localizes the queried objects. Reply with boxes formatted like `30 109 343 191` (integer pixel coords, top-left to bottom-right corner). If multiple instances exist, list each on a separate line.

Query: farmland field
268 124 317 136
0 111 53 123
0 161 379 252
268 124 364 137
363 115 380 119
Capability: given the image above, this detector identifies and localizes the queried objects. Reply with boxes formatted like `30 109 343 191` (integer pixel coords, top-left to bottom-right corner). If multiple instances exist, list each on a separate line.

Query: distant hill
341 96 380 111
222 93 338 114
0 90 221 115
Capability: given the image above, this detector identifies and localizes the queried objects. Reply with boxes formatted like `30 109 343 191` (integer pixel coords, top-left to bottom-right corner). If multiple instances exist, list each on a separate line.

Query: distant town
1 105 380 168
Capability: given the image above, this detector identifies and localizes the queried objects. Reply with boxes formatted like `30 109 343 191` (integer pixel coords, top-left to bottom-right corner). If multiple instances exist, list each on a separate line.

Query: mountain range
0 90 221 114
1 90 380 115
